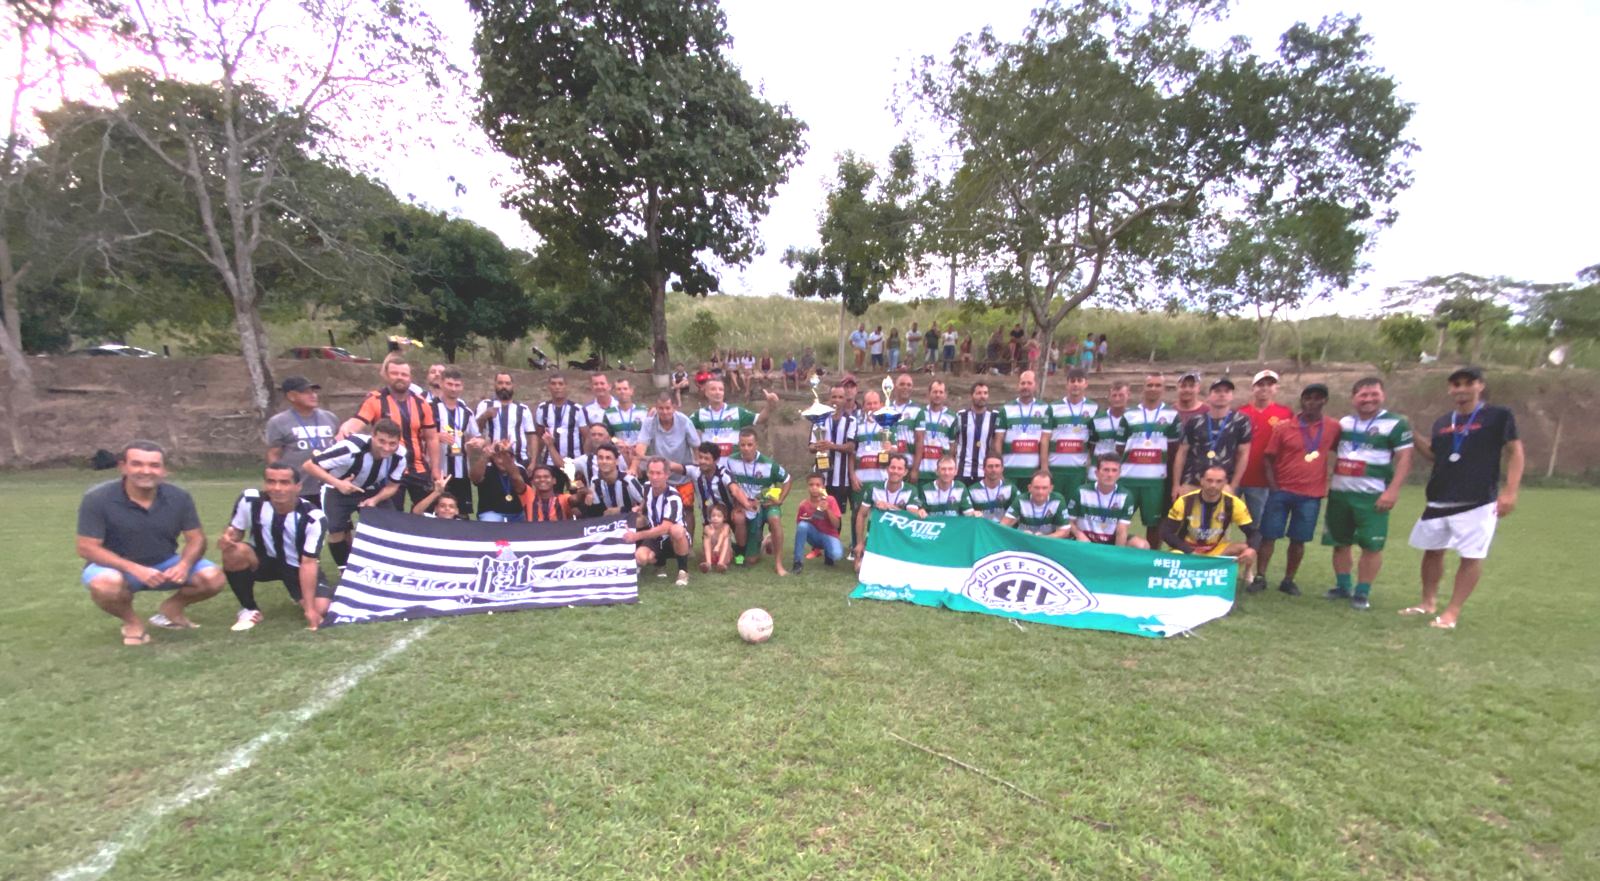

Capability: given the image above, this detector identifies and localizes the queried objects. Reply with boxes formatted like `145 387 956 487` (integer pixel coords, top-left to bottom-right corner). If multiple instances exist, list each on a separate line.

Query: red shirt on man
1238 402 1293 487
1263 415 1340 497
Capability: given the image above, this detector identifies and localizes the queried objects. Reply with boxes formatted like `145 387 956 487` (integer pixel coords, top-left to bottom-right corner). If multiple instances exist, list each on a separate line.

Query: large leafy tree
520 247 651 368
1524 265 1600 343
471 0 806 385
350 208 538 363
22 0 451 414
1197 201 1364 361
911 1 1415 361
782 144 917 371
1384 273 1535 363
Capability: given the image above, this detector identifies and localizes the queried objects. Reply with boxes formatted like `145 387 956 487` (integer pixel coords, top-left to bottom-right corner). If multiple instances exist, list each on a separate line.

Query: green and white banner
851 510 1236 638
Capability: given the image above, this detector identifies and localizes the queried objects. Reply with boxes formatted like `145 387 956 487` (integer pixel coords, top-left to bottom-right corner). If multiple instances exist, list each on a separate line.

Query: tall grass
120 295 1595 372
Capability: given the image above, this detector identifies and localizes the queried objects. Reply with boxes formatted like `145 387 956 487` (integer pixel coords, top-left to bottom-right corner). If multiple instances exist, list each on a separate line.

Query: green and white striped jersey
1090 408 1125 463
603 404 648 447
724 453 789 505
853 419 893 486
1117 404 1181 483
884 400 923 451
914 406 959 480
1067 483 1135 543
1330 410 1413 495
995 398 1051 480
866 481 922 510
1004 492 1070 536
918 481 971 518
1047 397 1100 472
966 480 1015 522
690 404 757 458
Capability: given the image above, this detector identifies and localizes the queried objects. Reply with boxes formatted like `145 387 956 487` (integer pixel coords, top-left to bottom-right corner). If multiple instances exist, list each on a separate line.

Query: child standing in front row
700 504 733 573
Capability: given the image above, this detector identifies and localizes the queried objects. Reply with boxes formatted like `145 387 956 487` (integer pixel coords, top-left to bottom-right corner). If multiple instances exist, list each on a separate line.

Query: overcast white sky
402 0 1600 316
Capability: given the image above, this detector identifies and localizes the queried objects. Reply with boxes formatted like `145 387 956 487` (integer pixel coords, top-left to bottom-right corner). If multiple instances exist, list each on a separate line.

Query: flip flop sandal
148 613 199 630
122 631 151 646
1429 617 1457 630
1397 606 1435 616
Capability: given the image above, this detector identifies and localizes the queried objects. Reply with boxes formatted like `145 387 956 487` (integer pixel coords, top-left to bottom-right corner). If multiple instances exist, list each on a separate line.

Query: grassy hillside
120 295 1594 373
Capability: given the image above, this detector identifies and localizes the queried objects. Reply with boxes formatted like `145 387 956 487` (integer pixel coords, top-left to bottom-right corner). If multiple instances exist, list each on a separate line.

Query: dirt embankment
1 355 1595 481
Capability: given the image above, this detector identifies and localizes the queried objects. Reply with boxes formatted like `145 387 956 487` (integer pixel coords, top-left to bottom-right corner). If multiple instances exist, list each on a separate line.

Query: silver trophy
801 374 833 472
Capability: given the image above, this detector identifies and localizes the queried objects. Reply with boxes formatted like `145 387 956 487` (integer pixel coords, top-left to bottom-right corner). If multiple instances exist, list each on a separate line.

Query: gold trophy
801 374 833 473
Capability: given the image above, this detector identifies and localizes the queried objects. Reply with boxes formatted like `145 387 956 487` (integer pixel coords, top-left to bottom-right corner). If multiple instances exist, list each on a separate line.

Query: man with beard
953 381 997 485
476 372 537 467
339 357 438 512
431 366 478 517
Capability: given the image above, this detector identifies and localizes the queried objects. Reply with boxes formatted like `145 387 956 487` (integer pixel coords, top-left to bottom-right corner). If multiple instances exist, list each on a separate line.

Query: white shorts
1408 503 1498 560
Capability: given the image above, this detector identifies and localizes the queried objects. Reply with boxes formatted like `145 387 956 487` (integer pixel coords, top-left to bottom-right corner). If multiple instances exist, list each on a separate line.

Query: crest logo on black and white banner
961 551 1096 615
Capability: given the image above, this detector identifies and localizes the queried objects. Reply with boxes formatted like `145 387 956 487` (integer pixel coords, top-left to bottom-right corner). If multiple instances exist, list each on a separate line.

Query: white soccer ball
737 607 774 644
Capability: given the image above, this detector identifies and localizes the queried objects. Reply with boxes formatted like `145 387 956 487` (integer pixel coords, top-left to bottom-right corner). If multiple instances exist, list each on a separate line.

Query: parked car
527 345 550 370
285 346 371 363
68 343 164 358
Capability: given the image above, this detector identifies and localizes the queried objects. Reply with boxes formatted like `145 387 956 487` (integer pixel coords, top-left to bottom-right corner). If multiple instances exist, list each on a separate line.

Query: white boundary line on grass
49 621 438 881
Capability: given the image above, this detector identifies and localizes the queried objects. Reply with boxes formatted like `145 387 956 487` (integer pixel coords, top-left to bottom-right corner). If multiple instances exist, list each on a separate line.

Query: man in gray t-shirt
265 376 341 499
640 394 702 488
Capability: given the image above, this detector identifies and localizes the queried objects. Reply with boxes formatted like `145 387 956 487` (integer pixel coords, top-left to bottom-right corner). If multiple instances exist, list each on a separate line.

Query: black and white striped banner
322 508 638 627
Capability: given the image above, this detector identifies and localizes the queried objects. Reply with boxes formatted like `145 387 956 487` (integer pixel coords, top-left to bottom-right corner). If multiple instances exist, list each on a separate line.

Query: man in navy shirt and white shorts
1405 366 1524 630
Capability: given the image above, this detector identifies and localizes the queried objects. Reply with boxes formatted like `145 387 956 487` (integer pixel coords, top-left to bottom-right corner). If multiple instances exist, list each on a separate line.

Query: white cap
1252 369 1281 385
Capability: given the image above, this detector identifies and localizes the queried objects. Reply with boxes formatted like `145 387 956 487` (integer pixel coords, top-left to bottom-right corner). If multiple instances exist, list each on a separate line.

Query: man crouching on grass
219 463 335 632
1161 464 1260 586
76 441 224 646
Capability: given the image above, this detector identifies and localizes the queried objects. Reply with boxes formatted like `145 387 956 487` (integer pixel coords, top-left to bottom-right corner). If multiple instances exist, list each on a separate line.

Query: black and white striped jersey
475 399 536 464
433 399 477 479
534 400 589 464
642 485 686 528
589 471 645 512
228 489 326 564
954 408 998 480
818 413 857 488
311 435 408 492
690 463 737 521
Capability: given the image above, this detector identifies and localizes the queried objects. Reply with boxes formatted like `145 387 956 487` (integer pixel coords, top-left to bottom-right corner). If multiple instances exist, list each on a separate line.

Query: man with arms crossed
1405 366 1523 629
1066 458 1149 548
220 463 334 632
1322 377 1413 611
77 441 224 645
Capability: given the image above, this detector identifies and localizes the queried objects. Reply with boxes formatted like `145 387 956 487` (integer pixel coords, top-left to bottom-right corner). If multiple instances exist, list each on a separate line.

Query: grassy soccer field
3 469 1596 880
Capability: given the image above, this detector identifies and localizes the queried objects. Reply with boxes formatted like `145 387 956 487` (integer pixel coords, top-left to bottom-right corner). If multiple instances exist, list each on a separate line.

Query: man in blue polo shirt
76 440 224 645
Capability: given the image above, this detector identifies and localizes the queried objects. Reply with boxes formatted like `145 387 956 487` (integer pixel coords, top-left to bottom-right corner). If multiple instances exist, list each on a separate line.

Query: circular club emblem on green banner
961 551 1097 615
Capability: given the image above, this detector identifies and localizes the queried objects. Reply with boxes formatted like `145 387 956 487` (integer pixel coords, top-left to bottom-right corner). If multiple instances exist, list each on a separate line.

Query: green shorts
1321 491 1390 551
1121 480 1168 528
1050 467 1088 503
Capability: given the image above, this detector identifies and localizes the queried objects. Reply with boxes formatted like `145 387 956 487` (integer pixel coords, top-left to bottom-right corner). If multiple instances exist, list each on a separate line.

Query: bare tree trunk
231 290 276 414
836 296 847 374
0 240 36 462
1257 315 1272 363
1546 410 1563 479
946 253 957 303
644 186 669 388
1470 327 1485 365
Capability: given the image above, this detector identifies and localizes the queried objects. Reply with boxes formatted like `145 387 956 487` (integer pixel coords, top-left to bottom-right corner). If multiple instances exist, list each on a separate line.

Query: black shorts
320 486 380 533
638 537 670 564
390 474 434 511
256 557 335 600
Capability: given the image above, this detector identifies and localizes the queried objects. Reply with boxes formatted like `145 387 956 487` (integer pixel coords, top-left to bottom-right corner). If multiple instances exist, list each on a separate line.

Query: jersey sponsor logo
961 552 1096 615
1126 447 1165 464
1052 438 1086 454
1335 459 1367 477
1011 439 1040 454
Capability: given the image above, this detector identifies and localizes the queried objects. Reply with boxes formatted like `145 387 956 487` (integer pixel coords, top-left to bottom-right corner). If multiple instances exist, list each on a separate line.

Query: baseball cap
1448 365 1485 383
1209 376 1235 391
1301 382 1330 398
1179 370 1203 384
839 372 859 387
281 376 320 393
1252 369 1281 385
